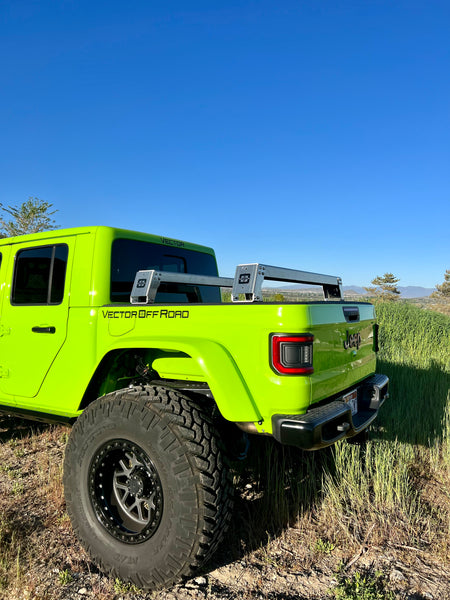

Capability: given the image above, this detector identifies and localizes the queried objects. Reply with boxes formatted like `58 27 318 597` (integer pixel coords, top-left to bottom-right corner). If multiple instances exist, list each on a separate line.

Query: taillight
271 334 314 375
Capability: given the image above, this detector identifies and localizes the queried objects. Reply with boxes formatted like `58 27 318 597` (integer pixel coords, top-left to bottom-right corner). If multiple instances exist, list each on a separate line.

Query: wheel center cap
127 475 144 496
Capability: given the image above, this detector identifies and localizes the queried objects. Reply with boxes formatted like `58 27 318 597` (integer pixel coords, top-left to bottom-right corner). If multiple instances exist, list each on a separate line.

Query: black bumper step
272 374 389 450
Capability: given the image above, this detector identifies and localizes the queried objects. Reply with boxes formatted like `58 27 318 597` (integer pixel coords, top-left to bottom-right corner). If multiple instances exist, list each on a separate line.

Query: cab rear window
110 239 220 303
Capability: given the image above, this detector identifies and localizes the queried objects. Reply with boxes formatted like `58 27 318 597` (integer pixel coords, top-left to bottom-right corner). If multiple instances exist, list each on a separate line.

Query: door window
12 245 69 305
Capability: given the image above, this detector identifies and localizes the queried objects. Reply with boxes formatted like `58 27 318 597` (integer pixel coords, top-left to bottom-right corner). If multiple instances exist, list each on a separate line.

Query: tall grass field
322 302 449 546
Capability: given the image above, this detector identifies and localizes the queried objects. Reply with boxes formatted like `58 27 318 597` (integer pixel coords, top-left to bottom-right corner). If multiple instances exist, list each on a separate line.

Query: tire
63 385 233 590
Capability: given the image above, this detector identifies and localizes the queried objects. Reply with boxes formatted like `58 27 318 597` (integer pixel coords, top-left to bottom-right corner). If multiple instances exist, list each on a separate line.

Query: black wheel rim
89 439 163 544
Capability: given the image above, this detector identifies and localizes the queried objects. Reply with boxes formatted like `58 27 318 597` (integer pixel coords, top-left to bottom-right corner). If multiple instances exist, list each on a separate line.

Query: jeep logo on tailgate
344 330 361 350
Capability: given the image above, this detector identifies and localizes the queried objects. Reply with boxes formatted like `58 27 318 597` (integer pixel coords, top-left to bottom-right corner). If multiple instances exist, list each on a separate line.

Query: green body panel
151 357 207 380
0 227 377 435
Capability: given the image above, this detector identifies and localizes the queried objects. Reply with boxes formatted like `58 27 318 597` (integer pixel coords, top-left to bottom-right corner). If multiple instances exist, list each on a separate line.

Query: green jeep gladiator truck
0 226 388 589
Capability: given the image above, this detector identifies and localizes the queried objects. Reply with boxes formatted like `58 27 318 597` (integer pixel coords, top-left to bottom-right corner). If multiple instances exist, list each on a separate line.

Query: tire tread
64 385 233 589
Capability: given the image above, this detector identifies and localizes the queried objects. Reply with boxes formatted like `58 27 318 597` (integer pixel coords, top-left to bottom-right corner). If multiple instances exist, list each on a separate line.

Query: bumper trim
272 374 389 450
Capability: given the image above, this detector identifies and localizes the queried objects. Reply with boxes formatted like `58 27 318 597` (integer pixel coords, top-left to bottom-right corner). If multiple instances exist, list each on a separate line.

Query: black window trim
11 243 69 307
110 238 220 304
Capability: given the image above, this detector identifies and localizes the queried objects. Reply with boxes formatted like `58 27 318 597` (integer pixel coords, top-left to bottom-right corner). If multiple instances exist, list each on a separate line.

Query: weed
114 578 140 594
56 513 71 526
58 569 73 586
11 480 24 496
315 538 335 554
330 568 395 600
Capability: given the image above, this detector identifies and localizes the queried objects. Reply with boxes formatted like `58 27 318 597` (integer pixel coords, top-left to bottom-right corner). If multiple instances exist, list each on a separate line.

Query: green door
0 240 72 399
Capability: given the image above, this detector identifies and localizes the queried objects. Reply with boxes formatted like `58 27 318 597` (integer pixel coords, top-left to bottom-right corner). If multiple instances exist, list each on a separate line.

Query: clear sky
1 0 449 288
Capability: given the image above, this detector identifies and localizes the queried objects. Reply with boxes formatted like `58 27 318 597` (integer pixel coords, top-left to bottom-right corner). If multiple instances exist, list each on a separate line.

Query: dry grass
0 420 96 599
0 413 448 599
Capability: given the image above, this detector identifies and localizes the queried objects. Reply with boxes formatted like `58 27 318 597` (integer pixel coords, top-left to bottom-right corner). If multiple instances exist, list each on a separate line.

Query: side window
12 244 68 305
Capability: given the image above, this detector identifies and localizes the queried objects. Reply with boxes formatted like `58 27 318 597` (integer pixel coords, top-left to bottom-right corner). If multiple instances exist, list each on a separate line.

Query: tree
431 269 450 299
364 273 401 301
0 197 58 237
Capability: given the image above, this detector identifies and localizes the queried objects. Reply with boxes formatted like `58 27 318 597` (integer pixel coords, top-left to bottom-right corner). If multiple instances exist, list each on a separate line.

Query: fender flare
84 336 263 423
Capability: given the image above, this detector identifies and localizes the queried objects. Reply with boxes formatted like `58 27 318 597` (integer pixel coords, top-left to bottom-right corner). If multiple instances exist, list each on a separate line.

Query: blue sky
1 0 448 288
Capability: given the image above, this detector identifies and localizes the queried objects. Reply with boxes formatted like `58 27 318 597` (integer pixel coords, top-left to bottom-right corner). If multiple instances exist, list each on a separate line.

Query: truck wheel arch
78 342 262 423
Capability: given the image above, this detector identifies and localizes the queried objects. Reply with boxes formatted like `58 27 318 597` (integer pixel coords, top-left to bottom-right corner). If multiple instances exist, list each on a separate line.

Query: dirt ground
0 417 448 600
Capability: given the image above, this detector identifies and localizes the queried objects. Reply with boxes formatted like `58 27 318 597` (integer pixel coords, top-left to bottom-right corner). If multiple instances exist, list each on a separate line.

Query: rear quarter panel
89 301 377 434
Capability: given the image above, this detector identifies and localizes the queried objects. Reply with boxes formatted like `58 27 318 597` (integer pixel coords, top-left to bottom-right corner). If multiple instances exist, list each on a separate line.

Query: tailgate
308 303 377 405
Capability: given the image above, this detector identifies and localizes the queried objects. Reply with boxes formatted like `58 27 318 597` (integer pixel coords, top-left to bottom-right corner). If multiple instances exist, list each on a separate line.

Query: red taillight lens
271 334 314 375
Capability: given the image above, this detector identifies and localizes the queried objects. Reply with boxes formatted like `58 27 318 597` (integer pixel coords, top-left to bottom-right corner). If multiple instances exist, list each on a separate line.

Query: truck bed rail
231 263 342 302
130 263 343 304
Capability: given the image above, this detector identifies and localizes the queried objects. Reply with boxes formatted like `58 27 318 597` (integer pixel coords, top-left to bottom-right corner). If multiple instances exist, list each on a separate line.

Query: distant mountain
342 286 366 295
270 284 434 299
344 286 434 298
398 286 434 298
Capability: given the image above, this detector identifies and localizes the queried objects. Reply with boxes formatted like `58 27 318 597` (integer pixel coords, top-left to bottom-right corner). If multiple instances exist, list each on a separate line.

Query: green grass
375 302 450 447
233 300 450 577
319 302 449 545
376 301 450 369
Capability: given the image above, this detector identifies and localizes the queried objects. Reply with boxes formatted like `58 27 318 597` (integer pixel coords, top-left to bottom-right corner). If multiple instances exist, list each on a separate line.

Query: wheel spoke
117 458 132 477
126 452 143 469
136 500 145 522
146 491 156 512
119 489 130 503
114 482 128 492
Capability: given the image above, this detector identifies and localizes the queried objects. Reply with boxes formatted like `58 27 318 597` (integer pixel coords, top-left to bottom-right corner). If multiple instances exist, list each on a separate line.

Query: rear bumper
272 374 389 450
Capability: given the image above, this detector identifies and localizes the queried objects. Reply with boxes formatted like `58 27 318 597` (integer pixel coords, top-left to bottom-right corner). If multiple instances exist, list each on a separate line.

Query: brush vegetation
0 301 448 599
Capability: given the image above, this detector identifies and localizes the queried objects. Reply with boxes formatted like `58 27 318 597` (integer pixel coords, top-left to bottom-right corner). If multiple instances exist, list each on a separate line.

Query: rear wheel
63 385 233 589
